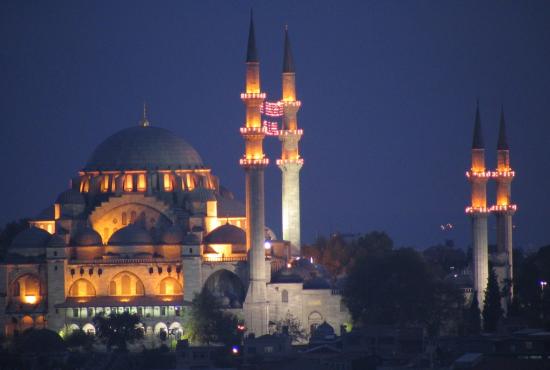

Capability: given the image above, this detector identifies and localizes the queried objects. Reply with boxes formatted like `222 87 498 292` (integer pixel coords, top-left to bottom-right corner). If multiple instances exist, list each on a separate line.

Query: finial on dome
140 102 150 127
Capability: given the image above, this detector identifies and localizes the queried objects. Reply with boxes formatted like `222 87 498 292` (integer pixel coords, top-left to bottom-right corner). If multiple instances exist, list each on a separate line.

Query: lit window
81 178 90 193
124 174 133 192
137 174 146 192
186 174 194 190
101 175 110 192
163 173 173 191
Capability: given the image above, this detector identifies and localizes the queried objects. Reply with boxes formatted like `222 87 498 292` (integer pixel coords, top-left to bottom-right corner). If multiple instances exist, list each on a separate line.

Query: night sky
1 1 549 250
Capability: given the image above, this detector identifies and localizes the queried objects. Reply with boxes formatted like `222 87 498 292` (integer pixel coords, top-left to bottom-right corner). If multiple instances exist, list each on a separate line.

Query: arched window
109 281 116 295
69 279 96 297
136 281 144 295
159 277 183 295
110 272 145 296
137 174 146 192
163 173 173 191
124 174 133 192
101 175 109 192
130 211 136 224
121 275 131 295
24 276 40 296
282 289 289 303
122 212 127 225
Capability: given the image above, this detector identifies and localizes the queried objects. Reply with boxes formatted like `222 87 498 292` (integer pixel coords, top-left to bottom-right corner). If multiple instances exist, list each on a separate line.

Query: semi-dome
160 224 185 244
204 224 246 245
56 189 85 205
73 227 103 246
84 126 204 171
108 224 153 245
11 227 52 248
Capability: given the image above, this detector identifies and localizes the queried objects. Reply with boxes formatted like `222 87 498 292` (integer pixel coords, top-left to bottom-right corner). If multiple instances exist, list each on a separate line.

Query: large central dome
84 126 204 171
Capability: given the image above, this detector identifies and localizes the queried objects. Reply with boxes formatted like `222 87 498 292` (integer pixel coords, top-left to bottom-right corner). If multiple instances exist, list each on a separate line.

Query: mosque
0 15 349 339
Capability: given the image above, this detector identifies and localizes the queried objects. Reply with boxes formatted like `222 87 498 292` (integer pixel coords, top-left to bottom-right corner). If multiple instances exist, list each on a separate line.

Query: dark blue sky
1 0 549 250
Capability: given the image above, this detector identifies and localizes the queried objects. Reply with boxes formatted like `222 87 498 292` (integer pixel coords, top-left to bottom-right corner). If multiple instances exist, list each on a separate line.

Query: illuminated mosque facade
0 15 349 339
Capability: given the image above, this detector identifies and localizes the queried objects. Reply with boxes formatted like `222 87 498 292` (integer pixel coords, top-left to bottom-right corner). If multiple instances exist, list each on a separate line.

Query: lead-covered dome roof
84 126 204 171
73 227 103 246
204 224 246 245
108 224 153 245
11 227 52 248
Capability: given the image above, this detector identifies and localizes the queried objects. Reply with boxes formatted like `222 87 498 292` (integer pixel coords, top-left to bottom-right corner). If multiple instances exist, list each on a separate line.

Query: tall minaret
240 12 269 336
466 102 490 309
277 26 303 257
493 107 516 302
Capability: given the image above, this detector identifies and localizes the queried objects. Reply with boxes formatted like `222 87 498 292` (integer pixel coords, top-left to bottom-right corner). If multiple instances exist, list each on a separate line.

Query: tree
302 231 393 278
272 312 307 343
184 289 239 346
423 244 467 278
64 329 95 350
465 293 481 335
92 312 143 352
483 268 503 332
343 247 463 336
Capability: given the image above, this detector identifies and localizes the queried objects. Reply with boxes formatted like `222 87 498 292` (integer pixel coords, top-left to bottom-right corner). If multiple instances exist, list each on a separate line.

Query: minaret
240 12 269 336
277 26 303 257
492 107 516 303
466 102 490 309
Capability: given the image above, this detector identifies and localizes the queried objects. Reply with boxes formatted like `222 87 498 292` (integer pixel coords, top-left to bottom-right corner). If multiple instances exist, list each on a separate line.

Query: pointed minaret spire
283 25 294 73
472 100 484 149
246 10 258 63
139 102 150 127
497 106 509 150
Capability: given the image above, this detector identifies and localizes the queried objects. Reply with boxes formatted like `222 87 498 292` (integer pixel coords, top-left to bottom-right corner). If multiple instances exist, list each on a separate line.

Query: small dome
47 235 66 247
84 126 203 171
11 227 51 248
56 189 85 205
204 224 246 245
312 321 336 339
303 276 332 290
271 268 304 283
108 224 153 245
73 228 103 246
161 224 185 244
189 187 216 202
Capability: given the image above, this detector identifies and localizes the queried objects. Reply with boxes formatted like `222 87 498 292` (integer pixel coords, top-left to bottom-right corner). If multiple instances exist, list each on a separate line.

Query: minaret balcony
490 204 517 213
281 100 302 108
278 129 303 137
491 170 515 178
240 92 266 101
465 170 492 179
240 126 268 136
465 206 491 214
276 158 304 166
240 158 269 168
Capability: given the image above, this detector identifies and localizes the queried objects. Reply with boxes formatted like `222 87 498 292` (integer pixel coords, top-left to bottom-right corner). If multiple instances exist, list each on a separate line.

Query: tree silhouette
184 289 239 346
93 312 143 352
465 292 481 335
483 268 503 332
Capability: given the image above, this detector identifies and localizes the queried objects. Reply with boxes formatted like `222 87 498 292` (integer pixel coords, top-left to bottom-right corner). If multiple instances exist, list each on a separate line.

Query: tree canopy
184 289 240 346
482 268 503 332
92 312 144 352
343 246 463 336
